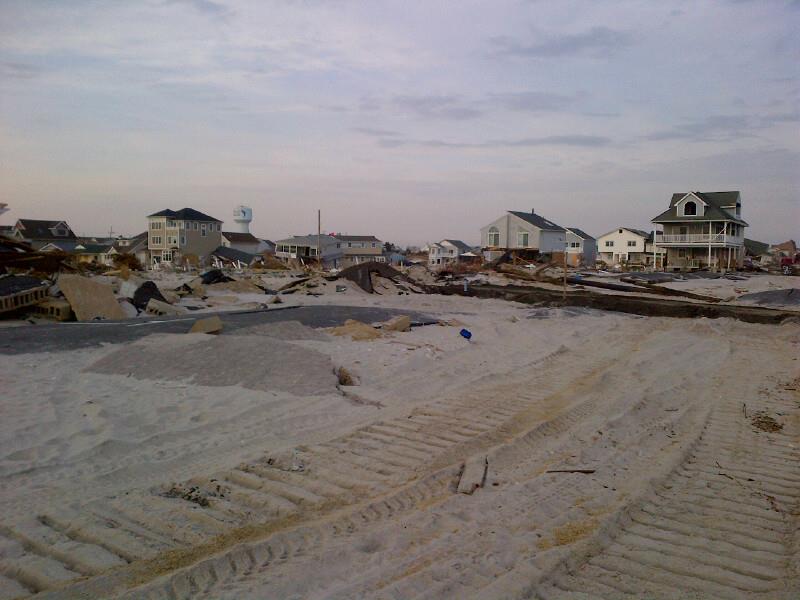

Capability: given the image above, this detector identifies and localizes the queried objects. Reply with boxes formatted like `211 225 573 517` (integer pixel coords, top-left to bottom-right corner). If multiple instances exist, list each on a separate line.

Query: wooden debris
458 455 488 494
58 274 126 321
546 469 596 474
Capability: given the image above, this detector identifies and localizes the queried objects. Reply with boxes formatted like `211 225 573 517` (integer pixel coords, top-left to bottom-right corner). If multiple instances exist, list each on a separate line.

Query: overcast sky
1 0 798 245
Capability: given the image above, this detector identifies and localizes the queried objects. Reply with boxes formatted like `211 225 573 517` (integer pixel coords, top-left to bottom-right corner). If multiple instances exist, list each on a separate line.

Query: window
162 250 172 262
151 235 162 245
167 235 178 246
167 220 176 228
371 242 377 248
605 240 614 247
193 222 198 230
517 231 529 247
348 242 352 248
180 235 186 246
488 227 500 247
336 243 341 248
150 221 163 230
178 221 183 229
201 224 207 237
570 242 580 248
678 249 686 258
627 240 636 247
683 201 697 216
216 223 221 231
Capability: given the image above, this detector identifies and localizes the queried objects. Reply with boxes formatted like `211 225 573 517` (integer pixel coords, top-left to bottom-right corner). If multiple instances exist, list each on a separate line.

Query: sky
1 0 798 246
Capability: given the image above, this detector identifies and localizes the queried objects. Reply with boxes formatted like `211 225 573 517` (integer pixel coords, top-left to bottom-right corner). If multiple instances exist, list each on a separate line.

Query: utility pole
317 209 321 270
563 238 567 300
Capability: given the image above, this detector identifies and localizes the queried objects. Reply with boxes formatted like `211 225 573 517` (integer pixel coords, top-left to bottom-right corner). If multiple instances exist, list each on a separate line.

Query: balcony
659 234 743 246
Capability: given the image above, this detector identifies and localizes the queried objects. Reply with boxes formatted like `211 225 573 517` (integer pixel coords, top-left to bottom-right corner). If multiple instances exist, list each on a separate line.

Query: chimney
531 208 535 214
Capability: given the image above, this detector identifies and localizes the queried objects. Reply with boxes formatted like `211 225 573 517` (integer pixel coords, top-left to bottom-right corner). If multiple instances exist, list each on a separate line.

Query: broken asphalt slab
0 305 437 354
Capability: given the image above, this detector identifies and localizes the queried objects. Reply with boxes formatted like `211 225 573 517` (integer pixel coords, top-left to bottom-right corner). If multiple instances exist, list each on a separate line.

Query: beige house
652 191 747 271
334 235 385 267
596 227 665 268
147 208 222 267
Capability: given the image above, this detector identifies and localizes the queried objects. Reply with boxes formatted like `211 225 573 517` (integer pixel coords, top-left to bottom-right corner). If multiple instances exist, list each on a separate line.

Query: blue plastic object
460 328 472 341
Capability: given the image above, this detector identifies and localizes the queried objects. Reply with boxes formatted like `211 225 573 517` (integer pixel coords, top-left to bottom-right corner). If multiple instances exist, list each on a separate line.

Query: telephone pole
317 209 321 269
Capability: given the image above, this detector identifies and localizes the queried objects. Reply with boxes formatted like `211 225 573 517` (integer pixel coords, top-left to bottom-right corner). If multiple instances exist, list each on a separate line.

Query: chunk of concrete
145 298 187 316
457 455 488 495
189 315 223 334
58 274 127 322
383 315 411 332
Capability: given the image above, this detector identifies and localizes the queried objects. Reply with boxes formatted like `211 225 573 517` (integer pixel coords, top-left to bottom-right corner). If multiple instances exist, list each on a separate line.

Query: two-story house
596 228 665 267
480 210 567 261
274 234 344 269
652 191 748 271
334 235 385 267
429 239 473 268
564 228 597 267
147 208 222 267
9 219 78 250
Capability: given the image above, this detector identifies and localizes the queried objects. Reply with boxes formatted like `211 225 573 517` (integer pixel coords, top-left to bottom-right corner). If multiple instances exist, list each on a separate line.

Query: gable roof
15 219 77 240
76 243 115 254
565 227 594 240
433 239 473 253
113 232 147 254
275 234 341 247
334 234 382 242
509 211 565 232
39 240 81 253
222 231 260 244
148 208 221 222
652 191 748 226
744 238 770 256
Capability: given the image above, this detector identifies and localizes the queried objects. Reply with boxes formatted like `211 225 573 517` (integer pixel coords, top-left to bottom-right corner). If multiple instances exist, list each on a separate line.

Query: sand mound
738 288 800 306
86 334 337 395
329 319 382 341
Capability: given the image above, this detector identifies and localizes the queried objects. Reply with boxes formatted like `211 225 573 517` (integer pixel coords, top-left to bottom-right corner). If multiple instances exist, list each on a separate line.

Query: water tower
232 205 253 233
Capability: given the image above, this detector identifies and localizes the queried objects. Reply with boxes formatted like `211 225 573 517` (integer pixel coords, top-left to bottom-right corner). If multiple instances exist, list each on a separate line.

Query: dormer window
683 201 697 216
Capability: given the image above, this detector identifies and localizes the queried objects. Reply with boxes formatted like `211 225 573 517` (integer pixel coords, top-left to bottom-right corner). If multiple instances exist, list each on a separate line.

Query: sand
1 291 799 599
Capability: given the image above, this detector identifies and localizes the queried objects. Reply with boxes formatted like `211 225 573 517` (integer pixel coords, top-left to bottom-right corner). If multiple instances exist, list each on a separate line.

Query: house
428 240 473 268
652 191 748 271
275 234 344 269
113 232 149 267
480 210 567 261
564 228 597 267
260 239 276 255
73 243 117 266
8 219 78 250
334 235 385 267
147 208 222 268
596 228 665 267
221 231 262 254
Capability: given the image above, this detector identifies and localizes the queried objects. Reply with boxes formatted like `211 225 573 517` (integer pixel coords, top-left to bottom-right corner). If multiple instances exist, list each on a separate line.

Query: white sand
0 291 799 599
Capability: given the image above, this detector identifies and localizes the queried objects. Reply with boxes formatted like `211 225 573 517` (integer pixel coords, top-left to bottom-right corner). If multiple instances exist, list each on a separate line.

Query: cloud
490 26 634 59
0 61 42 80
487 91 577 112
392 95 484 120
643 113 800 142
163 0 232 18
368 134 611 149
352 127 401 137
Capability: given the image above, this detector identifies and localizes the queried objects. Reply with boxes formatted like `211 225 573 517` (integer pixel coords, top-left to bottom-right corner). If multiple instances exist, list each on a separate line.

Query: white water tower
232 205 253 233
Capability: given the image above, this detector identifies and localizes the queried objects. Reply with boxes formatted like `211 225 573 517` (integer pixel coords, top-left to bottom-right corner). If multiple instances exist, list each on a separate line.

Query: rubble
382 315 411 332
338 261 424 294
189 316 223 334
132 281 169 310
31 298 72 321
58 274 126 321
145 298 187 316
0 275 49 315
207 279 265 294
199 269 234 285
330 319 383 341
457 455 488 494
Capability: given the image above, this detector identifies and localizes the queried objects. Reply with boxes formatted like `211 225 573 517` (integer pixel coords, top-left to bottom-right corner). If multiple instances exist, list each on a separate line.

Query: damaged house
275 234 344 269
7 219 78 250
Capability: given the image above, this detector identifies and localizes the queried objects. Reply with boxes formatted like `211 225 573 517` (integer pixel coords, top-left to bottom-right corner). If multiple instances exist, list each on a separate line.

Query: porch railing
660 233 741 244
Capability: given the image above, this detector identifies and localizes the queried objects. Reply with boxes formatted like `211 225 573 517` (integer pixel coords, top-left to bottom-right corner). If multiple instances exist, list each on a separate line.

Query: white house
564 228 597 267
275 234 344 268
429 239 473 268
596 227 665 267
480 210 566 261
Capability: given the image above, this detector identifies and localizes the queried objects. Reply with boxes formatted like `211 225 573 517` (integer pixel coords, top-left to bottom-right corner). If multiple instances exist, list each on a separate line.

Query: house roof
76 243 115 254
652 191 748 226
597 227 651 240
211 245 257 264
275 234 341 247
148 208 221 222
432 239 473 253
565 227 594 240
15 219 77 240
744 238 770 256
334 234 382 242
113 232 147 254
39 240 81 253
509 211 565 232
222 231 260 244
